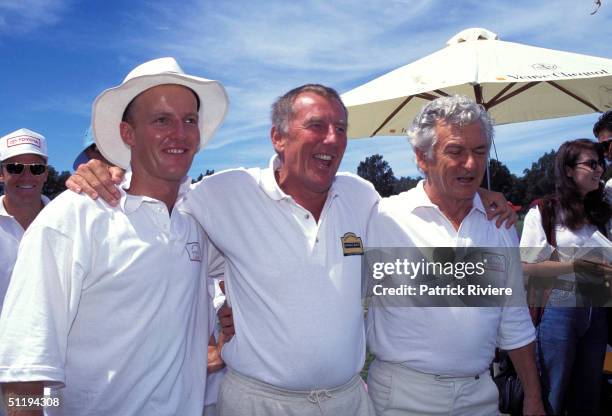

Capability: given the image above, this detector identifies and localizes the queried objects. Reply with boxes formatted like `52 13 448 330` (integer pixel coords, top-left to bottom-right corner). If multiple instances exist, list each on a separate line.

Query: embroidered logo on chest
185 242 202 262
482 252 506 272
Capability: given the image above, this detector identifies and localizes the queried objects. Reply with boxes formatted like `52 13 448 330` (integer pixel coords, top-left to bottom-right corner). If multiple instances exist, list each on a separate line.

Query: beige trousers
217 368 376 416
367 359 499 416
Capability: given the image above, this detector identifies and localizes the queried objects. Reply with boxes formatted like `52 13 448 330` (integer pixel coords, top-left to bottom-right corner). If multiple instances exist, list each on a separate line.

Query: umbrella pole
486 156 491 191
474 84 491 191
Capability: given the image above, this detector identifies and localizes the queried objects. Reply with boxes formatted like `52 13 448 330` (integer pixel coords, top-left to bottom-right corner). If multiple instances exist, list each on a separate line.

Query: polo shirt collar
260 154 340 202
0 194 51 218
120 168 192 214
0 195 10 217
408 179 487 216
260 155 289 201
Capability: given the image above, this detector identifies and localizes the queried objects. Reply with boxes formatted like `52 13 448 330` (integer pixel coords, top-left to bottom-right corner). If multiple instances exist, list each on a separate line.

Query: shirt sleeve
0 225 85 387
605 178 612 204
185 179 212 232
519 206 554 263
206 237 226 311
497 252 536 350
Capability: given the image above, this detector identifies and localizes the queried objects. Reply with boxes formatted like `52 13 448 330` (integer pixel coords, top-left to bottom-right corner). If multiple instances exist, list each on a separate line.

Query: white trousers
217 368 376 416
367 359 499 416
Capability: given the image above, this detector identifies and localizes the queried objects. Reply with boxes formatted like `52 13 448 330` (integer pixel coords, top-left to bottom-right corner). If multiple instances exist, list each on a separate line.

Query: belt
393 361 484 381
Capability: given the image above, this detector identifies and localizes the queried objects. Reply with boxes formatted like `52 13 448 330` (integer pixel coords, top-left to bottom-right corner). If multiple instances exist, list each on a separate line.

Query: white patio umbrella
342 28 612 139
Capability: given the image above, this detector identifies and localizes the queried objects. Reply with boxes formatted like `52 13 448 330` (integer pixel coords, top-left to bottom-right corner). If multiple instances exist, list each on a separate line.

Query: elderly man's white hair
407 95 494 160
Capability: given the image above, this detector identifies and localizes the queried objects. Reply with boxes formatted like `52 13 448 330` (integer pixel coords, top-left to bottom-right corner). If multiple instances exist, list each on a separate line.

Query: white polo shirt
184 155 380 390
0 194 50 312
0 173 210 416
605 178 612 204
366 180 534 376
520 205 611 297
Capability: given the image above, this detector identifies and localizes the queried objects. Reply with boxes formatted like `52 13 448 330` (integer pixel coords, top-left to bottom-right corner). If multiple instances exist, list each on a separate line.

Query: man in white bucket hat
0 57 228 416
0 128 50 311
67 81 517 415
70 84 379 416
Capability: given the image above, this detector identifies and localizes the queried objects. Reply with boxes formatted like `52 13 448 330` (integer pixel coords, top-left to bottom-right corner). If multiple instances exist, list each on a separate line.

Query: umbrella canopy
342 28 612 139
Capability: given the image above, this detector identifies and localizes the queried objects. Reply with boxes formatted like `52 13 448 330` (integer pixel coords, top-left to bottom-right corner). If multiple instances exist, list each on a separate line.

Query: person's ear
415 149 429 175
120 121 136 148
271 126 286 156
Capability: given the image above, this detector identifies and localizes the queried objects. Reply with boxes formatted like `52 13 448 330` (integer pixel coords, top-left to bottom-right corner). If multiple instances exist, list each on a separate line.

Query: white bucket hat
0 128 48 162
92 57 229 169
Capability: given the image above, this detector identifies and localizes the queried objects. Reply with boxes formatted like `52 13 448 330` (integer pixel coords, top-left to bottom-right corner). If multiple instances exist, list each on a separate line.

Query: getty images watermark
362 246 612 308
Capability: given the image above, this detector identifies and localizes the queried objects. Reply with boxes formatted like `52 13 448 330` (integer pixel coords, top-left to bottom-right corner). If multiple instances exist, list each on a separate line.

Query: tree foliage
357 149 561 211
357 154 397 197
42 165 72 199
192 169 215 184
357 154 421 197
520 150 557 206
480 159 524 205
393 176 421 194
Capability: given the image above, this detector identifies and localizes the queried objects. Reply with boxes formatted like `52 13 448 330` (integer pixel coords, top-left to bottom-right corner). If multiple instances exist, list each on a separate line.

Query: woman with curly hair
520 138 611 415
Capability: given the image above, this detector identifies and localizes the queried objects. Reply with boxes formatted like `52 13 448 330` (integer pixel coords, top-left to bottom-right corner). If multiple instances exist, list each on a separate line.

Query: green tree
357 154 397 197
192 169 215 184
520 150 557 206
43 165 71 199
393 176 421 194
480 159 524 206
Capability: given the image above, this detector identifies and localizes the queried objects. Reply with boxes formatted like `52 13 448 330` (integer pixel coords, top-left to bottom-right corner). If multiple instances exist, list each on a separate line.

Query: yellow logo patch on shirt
341 232 364 256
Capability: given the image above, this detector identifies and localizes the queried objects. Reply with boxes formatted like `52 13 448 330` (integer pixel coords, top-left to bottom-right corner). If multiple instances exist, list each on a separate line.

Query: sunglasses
600 140 612 152
3 163 47 176
573 159 605 170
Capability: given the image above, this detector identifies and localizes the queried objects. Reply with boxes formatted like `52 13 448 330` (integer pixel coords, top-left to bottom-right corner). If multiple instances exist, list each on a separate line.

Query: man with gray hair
69 83 379 416
67 87 516 416
365 95 544 415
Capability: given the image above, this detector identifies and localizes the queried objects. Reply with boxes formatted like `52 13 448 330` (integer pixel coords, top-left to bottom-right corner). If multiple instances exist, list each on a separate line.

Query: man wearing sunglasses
593 111 612 203
592 110 612 356
0 128 50 313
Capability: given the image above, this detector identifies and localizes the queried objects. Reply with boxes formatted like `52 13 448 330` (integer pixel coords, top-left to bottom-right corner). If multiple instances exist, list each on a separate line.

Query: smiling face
0 153 48 206
272 91 347 202
418 120 488 207
120 84 200 189
567 148 604 197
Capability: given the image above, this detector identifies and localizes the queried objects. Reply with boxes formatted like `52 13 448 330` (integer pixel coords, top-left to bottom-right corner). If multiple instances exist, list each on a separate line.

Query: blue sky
1 0 610 178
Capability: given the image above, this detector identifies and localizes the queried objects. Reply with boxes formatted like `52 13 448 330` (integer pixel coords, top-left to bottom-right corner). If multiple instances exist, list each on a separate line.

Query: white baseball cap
92 57 229 169
0 128 48 162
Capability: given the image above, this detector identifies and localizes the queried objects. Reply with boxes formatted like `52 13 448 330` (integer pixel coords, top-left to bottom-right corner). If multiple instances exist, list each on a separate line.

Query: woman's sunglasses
573 159 605 171
3 163 47 176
